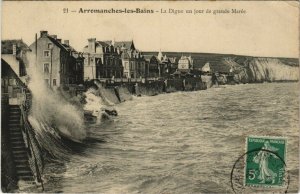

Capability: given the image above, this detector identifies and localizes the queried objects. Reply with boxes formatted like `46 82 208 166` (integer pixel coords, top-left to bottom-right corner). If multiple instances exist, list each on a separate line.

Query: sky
2 1 299 58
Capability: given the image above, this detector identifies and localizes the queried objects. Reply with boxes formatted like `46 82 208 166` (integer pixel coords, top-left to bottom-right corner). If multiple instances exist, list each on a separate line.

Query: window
53 79 57 86
44 50 50 57
47 43 53 49
44 63 50 73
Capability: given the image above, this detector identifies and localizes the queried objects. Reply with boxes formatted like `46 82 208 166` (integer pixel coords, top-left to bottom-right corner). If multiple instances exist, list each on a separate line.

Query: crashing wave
83 85 118 123
26 54 87 158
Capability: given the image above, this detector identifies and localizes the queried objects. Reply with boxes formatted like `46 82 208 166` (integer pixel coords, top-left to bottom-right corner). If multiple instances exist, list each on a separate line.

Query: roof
114 41 135 50
1 39 31 54
47 36 69 52
96 41 112 47
161 55 170 63
83 40 113 49
103 40 113 45
62 43 76 52
47 36 82 59
143 55 160 63
1 59 26 87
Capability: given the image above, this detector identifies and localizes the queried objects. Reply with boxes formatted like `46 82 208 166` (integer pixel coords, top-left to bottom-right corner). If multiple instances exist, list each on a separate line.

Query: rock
104 108 118 116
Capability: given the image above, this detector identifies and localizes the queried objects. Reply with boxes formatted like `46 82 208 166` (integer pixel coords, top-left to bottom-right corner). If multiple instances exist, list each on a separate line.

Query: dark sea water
43 83 299 193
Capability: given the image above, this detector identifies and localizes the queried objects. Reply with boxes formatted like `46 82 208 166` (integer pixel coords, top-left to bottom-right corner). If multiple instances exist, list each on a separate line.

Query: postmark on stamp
230 136 289 193
244 136 287 188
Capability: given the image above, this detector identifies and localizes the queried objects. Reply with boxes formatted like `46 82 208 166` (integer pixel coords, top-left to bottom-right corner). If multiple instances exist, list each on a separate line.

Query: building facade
144 55 159 78
178 56 193 73
1 40 31 79
114 41 146 79
83 39 147 80
29 31 84 89
83 39 123 80
143 51 178 78
1 40 31 100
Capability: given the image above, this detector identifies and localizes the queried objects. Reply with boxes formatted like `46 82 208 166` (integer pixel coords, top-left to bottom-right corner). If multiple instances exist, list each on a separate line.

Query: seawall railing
19 89 44 191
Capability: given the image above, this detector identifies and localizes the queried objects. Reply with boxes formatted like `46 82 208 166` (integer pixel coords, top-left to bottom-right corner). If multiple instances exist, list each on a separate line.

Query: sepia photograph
1 1 299 193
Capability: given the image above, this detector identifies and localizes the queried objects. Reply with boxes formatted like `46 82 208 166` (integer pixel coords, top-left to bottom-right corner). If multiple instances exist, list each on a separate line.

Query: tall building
83 38 123 80
144 55 159 78
114 41 147 79
83 39 147 80
29 31 84 88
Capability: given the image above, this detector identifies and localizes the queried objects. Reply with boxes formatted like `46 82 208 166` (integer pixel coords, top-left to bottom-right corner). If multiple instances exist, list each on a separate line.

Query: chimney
64 40 69 46
12 44 17 56
40 30 48 38
88 38 96 53
57 39 62 43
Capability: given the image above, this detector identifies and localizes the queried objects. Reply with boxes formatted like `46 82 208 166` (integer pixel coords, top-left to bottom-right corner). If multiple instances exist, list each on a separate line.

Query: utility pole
35 33 37 67
50 47 53 88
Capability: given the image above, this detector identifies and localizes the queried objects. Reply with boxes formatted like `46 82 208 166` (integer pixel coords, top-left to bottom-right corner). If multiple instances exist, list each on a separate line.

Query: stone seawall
100 77 207 102
137 81 165 96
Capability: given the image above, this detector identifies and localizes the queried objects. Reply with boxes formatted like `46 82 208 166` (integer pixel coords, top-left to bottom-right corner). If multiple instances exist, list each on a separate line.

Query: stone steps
8 105 35 185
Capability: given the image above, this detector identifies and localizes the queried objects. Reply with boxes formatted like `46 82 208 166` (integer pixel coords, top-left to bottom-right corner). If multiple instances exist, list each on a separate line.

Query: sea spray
26 54 86 158
84 89 106 118
28 116 70 160
83 86 119 123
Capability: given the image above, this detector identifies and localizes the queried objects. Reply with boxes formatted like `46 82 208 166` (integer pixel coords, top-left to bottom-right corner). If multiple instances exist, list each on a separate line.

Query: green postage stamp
244 136 287 188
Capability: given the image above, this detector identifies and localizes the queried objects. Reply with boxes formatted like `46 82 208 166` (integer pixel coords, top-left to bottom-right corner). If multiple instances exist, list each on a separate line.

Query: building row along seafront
2 30 237 92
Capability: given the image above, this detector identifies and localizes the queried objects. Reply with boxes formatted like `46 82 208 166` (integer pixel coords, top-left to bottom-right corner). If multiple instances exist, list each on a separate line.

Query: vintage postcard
1 1 299 193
